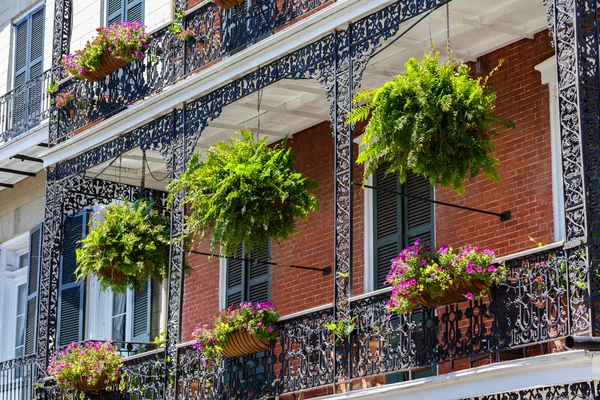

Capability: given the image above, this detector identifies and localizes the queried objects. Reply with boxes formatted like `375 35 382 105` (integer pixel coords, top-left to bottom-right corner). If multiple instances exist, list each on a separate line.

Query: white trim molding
319 350 600 400
535 56 566 243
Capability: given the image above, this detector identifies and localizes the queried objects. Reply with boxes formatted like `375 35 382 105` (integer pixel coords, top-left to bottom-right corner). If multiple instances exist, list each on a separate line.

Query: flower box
221 329 270 358
214 0 245 8
81 52 129 82
417 277 489 308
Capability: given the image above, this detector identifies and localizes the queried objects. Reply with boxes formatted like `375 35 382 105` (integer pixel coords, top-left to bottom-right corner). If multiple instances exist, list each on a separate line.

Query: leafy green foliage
325 316 355 343
349 49 515 195
75 199 170 294
47 341 123 391
168 129 319 257
192 302 280 361
386 240 506 314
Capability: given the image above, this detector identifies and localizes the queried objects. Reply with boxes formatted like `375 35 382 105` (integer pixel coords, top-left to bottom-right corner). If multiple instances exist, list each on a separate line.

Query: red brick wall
181 32 557 346
181 121 365 340
435 31 556 257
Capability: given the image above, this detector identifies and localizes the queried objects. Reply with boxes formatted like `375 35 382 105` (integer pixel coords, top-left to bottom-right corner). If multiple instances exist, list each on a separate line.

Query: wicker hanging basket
214 0 245 9
72 376 109 393
221 329 270 358
81 52 129 82
417 278 489 308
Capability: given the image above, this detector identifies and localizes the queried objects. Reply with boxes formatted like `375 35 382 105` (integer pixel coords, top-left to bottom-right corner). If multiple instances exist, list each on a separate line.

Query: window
106 0 144 25
57 212 90 348
12 6 44 133
110 280 152 345
14 284 27 357
226 242 270 307
373 167 434 289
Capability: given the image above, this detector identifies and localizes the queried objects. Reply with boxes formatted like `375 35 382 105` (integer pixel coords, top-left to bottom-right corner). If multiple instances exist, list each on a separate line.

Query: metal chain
446 3 451 55
141 151 147 189
256 87 263 139
118 155 122 196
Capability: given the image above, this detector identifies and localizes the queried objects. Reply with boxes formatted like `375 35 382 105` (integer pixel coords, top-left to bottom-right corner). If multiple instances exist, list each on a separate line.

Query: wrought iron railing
174 244 575 398
1 70 52 143
52 0 335 144
39 245 581 399
0 354 37 400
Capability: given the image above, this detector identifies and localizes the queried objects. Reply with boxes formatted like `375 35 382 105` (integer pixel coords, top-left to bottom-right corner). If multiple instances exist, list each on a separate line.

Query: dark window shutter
247 242 270 303
373 169 434 289
226 245 244 307
404 172 434 247
13 19 28 126
25 224 42 355
131 279 152 342
107 0 124 25
226 242 270 306
126 0 143 23
28 8 44 118
374 167 401 289
58 212 89 347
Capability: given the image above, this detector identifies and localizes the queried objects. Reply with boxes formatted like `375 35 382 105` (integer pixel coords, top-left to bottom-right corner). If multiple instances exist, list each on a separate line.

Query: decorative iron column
49 0 72 144
545 0 600 335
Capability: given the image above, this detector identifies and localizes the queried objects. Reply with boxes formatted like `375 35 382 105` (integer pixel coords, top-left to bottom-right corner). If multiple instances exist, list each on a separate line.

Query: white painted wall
0 171 45 244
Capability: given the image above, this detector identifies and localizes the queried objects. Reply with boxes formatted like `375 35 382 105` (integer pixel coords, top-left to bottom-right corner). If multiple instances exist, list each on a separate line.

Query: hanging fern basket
349 49 515 196
75 199 171 294
167 129 319 257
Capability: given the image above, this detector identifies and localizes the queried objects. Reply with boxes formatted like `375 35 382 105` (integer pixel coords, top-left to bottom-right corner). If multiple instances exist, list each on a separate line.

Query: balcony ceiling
0 124 48 192
85 0 547 190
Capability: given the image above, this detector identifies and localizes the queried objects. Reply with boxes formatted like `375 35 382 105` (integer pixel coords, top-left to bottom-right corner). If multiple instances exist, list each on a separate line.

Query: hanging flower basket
417 277 489 308
214 0 245 9
192 302 279 361
48 342 123 393
348 48 515 196
386 240 507 314
75 199 171 294
221 329 271 358
80 52 129 82
168 129 319 257
62 22 151 81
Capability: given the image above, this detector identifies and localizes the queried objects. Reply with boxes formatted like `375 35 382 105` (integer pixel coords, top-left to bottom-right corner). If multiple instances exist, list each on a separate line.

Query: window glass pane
112 315 126 342
16 284 26 315
19 253 29 270
15 284 27 355
113 292 126 316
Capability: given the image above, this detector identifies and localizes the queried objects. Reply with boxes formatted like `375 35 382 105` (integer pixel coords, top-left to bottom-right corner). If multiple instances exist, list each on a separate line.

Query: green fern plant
348 48 515 195
167 129 319 257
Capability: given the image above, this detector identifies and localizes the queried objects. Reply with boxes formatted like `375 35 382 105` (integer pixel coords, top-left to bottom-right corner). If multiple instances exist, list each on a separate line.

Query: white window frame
535 57 566 243
0 232 29 361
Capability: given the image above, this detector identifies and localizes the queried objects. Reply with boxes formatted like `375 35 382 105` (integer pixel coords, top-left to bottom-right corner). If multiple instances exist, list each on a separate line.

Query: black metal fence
52 0 335 144
0 70 52 143
0 355 37 400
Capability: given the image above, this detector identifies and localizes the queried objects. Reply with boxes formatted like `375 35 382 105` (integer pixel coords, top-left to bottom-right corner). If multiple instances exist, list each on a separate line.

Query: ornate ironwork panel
177 306 334 399
0 355 37 400
464 380 599 400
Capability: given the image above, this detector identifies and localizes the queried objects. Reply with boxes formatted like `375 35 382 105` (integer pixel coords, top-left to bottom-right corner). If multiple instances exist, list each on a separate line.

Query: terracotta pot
221 329 270 358
214 0 244 8
418 278 489 308
81 52 130 82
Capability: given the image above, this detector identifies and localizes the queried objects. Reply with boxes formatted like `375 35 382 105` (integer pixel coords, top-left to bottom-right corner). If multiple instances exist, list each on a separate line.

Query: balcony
51 0 335 145
30 244 582 400
0 70 52 144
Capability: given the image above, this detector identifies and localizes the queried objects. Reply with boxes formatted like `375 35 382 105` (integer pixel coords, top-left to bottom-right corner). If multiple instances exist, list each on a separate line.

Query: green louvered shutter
247 242 270 303
12 7 44 131
226 245 244 307
25 224 42 355
374 167 402 289
126 0 143 22
28 9 44 120
131 279 151 342
226 242 270 306
373 168 434 289
107 0 143 25
58 212 89 347
107 0 124 25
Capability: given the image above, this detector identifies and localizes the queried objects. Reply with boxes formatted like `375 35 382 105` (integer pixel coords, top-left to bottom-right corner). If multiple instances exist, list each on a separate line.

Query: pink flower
268 326 273 333
465 293 473 300
486 265 496 273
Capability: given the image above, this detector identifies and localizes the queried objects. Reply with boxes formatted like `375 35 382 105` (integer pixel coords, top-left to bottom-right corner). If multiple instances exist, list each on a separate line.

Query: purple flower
268 326 273 333
465 293 473 300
